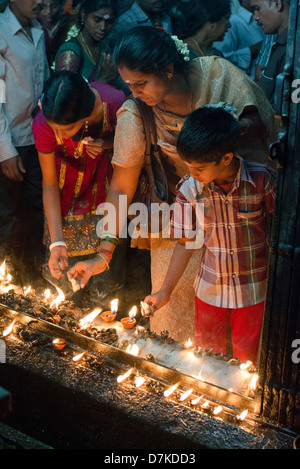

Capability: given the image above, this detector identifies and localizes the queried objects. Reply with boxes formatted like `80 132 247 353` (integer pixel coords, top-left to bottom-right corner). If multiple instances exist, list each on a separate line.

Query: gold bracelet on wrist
96 253 110 271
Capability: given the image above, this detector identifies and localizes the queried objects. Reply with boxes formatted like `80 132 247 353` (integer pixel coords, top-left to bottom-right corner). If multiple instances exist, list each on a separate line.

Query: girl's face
118 66 169 106
84 7 116 42
46 118 87 140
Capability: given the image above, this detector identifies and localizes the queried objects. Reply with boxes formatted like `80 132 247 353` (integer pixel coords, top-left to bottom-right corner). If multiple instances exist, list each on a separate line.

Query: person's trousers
0 145 44 284
195 297 265 364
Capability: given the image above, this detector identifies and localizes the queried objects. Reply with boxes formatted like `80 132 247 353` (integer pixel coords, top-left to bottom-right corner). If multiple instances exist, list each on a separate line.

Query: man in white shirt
0 0 49 284
214 0 265 78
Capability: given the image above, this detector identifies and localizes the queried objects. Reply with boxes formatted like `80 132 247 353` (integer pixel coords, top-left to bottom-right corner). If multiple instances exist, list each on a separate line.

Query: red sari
32 82 126 256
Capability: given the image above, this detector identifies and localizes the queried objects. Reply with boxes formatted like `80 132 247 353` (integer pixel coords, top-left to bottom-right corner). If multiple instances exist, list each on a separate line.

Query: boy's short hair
177 106 240 165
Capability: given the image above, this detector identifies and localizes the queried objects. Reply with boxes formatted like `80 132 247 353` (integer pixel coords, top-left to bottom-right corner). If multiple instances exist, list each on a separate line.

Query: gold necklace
78 32 98 66
55 121 89 159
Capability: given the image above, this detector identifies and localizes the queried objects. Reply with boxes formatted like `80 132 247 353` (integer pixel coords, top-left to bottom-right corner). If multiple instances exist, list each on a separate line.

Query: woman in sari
55 0 117 84
32 71 126 307
170 0 231 59
67 26 278 341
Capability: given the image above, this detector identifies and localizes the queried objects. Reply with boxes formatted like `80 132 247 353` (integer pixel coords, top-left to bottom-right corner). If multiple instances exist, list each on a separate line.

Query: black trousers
0 145 44 285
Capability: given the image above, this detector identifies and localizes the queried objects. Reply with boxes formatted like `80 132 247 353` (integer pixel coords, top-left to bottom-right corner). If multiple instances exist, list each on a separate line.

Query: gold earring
167 71 173 80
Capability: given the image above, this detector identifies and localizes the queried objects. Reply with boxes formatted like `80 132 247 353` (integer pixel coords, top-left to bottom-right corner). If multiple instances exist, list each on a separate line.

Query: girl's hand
49 245 68 279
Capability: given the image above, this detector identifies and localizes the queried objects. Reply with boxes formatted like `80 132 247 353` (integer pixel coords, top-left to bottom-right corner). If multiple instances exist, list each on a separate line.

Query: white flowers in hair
66 24 80 41
171 35 190 62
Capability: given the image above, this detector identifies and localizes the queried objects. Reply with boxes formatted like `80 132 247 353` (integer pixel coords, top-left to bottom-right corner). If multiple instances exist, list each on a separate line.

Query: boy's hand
141 290 171 317
67 256 107 289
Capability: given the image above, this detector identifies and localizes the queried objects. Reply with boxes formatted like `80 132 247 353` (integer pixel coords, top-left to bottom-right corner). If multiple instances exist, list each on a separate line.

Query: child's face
185 154 233 185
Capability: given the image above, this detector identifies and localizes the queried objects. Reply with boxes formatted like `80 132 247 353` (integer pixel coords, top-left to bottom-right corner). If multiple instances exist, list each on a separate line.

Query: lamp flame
50 287 65 309
2 319 16 337
191 395 203 406
0 260 6 278
125 344 139 356
128 306 137 320
240 360 252 370
248 374 259 391
201 400 210 409
179 389 193 401
111 299 118 314
163 383 179 397
237 409 248 421
191 370 205 382
44 289 51 300
79 307 102 330
23 285 32 295
213 405 222 415
134 377 145 387
117 368 133 383
183 338 192 349
72 352 86 362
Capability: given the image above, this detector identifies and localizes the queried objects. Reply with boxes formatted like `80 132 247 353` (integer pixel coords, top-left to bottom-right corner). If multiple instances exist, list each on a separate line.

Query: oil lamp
121 306 137 329
52 338 66 350
101 299 118 323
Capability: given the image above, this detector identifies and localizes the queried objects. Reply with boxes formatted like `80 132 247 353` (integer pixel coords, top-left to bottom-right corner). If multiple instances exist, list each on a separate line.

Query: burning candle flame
240 360 252 370
72 351 86 362
0 260 6 277
50 287 65 309
128 306 137 320
179 389 193 401
79 307 102 330
23 285 32 295
6 274 12 283
201 400 210 409
111 298 118 314
44 289 51 300
192 370 205 381
117 368 133 383
213 405 222 415
191 395 203 406
183 338 192 349
237 409 248 421
2 319 16 337
248 374 259 391
134 377 145 387
125 344 139 356
163 383 179 397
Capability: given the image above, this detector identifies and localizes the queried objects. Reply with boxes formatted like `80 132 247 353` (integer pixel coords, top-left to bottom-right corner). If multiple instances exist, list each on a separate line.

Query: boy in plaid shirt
143 105 276 364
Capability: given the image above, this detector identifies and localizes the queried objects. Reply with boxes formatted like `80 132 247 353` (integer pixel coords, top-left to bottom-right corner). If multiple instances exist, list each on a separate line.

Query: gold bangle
96 253 110 271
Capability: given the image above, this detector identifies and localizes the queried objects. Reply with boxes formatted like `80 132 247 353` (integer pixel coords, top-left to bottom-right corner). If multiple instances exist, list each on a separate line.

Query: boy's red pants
195 297 265 364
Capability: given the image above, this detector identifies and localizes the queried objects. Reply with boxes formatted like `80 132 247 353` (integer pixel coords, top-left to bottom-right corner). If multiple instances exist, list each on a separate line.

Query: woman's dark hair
170 0 209 40
177 106 240 164
170 0 231 39
113 26 190 76
41 71 96 125
80 0 117 18
204 0 231 23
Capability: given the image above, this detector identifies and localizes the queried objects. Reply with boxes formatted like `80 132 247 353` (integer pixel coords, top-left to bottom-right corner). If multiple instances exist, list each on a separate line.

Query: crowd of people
0 0 291 364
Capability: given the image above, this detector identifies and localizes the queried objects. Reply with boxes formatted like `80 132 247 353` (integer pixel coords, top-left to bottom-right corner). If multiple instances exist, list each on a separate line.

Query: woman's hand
67 255 107 288
84 138 105 159
49 245 69 279
141 290 171 317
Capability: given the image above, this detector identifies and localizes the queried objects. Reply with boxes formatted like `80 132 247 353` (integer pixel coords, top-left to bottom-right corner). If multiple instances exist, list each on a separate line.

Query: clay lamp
121 306 137 329
52 338 66 350
101 299 118 323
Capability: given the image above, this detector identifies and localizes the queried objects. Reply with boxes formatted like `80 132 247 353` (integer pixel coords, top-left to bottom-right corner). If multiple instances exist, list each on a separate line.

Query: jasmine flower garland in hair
171 35 190 62
203 102 238 119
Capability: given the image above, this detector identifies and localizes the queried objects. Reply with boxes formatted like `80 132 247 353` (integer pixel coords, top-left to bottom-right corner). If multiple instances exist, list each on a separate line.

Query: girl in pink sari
32 71 126 306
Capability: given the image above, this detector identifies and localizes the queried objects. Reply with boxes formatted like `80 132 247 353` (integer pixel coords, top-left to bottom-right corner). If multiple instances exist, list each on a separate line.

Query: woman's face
119 66 169 106
210 12 231 42
46 118 87 140
84 7 116 42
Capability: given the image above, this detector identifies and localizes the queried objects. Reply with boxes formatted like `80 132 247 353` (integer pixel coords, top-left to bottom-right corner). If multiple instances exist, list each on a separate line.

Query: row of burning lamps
1 305 258 425
1 260 257 424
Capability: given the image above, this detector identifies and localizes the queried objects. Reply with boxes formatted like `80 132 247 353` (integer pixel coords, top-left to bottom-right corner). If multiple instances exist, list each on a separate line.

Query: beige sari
112 56 278 343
